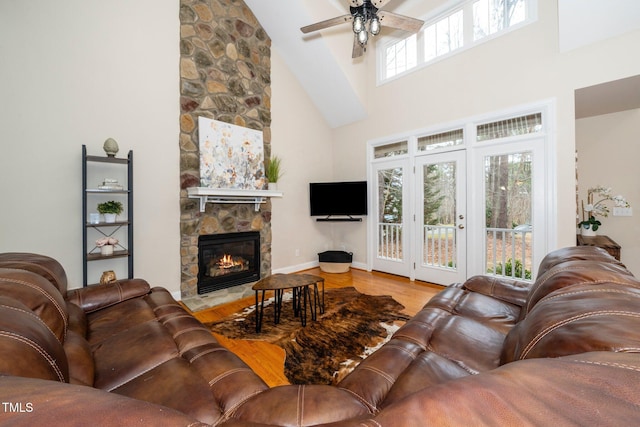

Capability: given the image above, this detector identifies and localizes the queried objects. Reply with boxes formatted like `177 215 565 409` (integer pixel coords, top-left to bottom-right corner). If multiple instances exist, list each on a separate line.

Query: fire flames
218 254 242 269
209 254 248 277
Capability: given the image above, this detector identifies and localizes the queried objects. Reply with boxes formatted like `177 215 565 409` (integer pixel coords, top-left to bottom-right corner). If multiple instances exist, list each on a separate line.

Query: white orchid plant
578 186 630 231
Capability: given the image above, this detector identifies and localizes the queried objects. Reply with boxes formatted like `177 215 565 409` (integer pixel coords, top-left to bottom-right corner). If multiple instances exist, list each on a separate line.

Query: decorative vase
104 213 117 223
268 182 278 191
103 138 119 157
100 245 114 256
581 227 596 237
100 270 117 285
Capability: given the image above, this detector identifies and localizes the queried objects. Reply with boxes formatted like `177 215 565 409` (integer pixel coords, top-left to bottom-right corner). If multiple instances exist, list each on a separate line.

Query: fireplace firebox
197 231 260 295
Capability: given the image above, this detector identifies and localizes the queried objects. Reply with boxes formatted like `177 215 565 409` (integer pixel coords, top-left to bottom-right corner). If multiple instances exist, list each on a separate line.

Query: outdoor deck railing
378 223 402 261
378 223 533 280
486 227 533 280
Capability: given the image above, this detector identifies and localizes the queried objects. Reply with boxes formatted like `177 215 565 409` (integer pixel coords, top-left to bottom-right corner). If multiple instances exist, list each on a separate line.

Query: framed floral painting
198 117 265 189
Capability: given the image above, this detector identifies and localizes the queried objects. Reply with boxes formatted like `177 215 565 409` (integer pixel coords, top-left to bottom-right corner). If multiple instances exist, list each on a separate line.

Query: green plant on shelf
266 155 283 183
97 200 123 215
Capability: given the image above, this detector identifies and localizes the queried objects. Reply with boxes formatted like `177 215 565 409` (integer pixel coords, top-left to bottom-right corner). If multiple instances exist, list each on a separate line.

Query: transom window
380 0 537 82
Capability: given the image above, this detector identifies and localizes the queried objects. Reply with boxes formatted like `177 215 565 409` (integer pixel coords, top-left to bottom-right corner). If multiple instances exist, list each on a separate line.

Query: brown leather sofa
1 246 640 426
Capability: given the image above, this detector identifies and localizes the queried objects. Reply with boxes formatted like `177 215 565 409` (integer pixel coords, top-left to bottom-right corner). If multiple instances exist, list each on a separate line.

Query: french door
370 158 411 277
414 151 467 284
368 103 554 285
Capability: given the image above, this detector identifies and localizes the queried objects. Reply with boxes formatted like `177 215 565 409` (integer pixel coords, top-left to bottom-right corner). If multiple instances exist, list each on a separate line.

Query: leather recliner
1 247 640 426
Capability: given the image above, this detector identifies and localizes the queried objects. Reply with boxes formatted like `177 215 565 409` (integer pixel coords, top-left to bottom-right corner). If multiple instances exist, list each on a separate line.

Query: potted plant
97 200 123 223
266 155 283 190
577 215 601 236
578 186 629 236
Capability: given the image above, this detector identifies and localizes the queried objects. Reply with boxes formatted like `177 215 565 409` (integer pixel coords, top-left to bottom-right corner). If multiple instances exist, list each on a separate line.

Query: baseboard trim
273 260 367 274
273 260 319 274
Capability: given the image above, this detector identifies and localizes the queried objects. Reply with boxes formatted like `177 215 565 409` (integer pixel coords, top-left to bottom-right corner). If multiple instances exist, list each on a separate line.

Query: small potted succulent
97 200 123 223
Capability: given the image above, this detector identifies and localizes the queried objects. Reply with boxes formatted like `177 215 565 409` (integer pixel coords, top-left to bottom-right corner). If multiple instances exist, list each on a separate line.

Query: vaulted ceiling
246 0 640 128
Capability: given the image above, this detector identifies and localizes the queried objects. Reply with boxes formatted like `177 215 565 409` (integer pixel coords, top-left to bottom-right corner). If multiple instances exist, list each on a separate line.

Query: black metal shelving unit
82 144 133 286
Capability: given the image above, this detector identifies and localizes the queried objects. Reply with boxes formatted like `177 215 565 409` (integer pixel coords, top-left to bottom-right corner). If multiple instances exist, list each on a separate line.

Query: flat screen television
309 181 368 218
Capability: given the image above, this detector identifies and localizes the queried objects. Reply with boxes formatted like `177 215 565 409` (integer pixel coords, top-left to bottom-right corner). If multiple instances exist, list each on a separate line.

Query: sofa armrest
65 279 150 314
462 275 532 307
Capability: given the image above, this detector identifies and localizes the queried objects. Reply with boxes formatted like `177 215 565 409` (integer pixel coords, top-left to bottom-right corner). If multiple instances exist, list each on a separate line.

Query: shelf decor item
96 237 118 256
103 138 119 157
100 270 117 285
97 200 123 223
578 185 630 235
266 155 283 190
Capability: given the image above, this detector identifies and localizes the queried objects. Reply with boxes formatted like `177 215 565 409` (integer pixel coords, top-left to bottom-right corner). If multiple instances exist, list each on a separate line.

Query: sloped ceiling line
244 0 367 128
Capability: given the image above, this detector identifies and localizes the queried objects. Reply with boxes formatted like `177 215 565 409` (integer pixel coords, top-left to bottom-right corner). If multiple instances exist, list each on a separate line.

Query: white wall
559 0 640 52
3 0 640 291
328 0 640 266
270 51 336 272
577 109 640 275
0 1 181 291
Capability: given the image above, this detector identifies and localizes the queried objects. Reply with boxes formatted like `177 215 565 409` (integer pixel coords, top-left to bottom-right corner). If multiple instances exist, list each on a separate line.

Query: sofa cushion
112 356 224 425
84 297 158 345
355 352 640 427
0 268 68 342
536 245 626 272
522 259 639 319
501 281 640 363
231 385 372 426
92 320 179 391
0 252 68 296
0 376 207 426
0 297 69 382
462 275 531 307
63 329 94 386
339 284 521 410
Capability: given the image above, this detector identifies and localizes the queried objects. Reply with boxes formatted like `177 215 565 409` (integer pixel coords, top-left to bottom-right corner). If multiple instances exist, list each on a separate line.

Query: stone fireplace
178 0 272 305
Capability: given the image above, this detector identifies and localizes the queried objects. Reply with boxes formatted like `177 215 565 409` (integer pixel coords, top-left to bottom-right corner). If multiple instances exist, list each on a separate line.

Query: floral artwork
198 117 265 189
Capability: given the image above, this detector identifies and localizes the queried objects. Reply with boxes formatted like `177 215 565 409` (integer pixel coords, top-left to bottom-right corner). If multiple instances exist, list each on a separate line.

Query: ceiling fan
300 0 424 58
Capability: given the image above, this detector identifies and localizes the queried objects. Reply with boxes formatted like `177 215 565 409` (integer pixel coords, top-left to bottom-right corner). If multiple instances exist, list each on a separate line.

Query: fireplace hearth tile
182 282 256 312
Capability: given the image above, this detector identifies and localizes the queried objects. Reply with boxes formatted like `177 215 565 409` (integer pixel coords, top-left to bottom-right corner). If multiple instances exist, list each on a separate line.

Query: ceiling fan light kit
301 0 424 59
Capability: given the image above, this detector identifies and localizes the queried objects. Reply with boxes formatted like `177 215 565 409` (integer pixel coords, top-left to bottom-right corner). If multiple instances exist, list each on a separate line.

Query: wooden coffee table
252 273 325 333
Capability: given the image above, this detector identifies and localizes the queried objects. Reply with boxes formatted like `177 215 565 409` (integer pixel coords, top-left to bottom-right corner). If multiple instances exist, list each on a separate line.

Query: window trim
376 0 538 86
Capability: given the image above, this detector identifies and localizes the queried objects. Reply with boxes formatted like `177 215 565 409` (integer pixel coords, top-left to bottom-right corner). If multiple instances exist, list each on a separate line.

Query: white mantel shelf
187 187 283 212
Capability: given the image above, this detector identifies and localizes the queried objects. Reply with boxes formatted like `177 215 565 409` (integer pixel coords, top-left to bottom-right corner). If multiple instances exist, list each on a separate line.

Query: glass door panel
371 160 411 277
484 151 533 280
415 151 466 284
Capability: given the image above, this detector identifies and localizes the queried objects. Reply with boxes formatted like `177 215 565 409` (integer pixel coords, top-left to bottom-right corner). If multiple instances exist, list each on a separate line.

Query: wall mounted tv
309 181 368 221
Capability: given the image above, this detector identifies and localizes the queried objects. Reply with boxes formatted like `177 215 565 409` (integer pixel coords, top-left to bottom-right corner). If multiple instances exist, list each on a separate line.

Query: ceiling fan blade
352 35 365 58
371 0 393 8
301 14 354 34
349 0 365 6
377 10 424 34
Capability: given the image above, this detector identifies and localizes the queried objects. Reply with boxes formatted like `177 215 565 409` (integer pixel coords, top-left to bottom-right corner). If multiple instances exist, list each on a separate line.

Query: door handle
458 224 465 229
458 214 465 220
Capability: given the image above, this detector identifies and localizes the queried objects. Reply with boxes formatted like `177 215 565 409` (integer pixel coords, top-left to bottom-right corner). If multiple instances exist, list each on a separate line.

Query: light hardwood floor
187 268 444 387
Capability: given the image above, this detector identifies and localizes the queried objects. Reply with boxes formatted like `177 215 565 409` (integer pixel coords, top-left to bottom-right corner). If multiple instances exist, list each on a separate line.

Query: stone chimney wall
179 0 272 298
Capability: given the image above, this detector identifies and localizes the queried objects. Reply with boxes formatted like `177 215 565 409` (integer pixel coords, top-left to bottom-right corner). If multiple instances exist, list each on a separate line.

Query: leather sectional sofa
1 246 639 426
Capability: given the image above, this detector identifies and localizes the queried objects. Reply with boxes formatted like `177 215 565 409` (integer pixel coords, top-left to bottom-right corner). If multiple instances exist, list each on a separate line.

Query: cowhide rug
207 287 410 385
